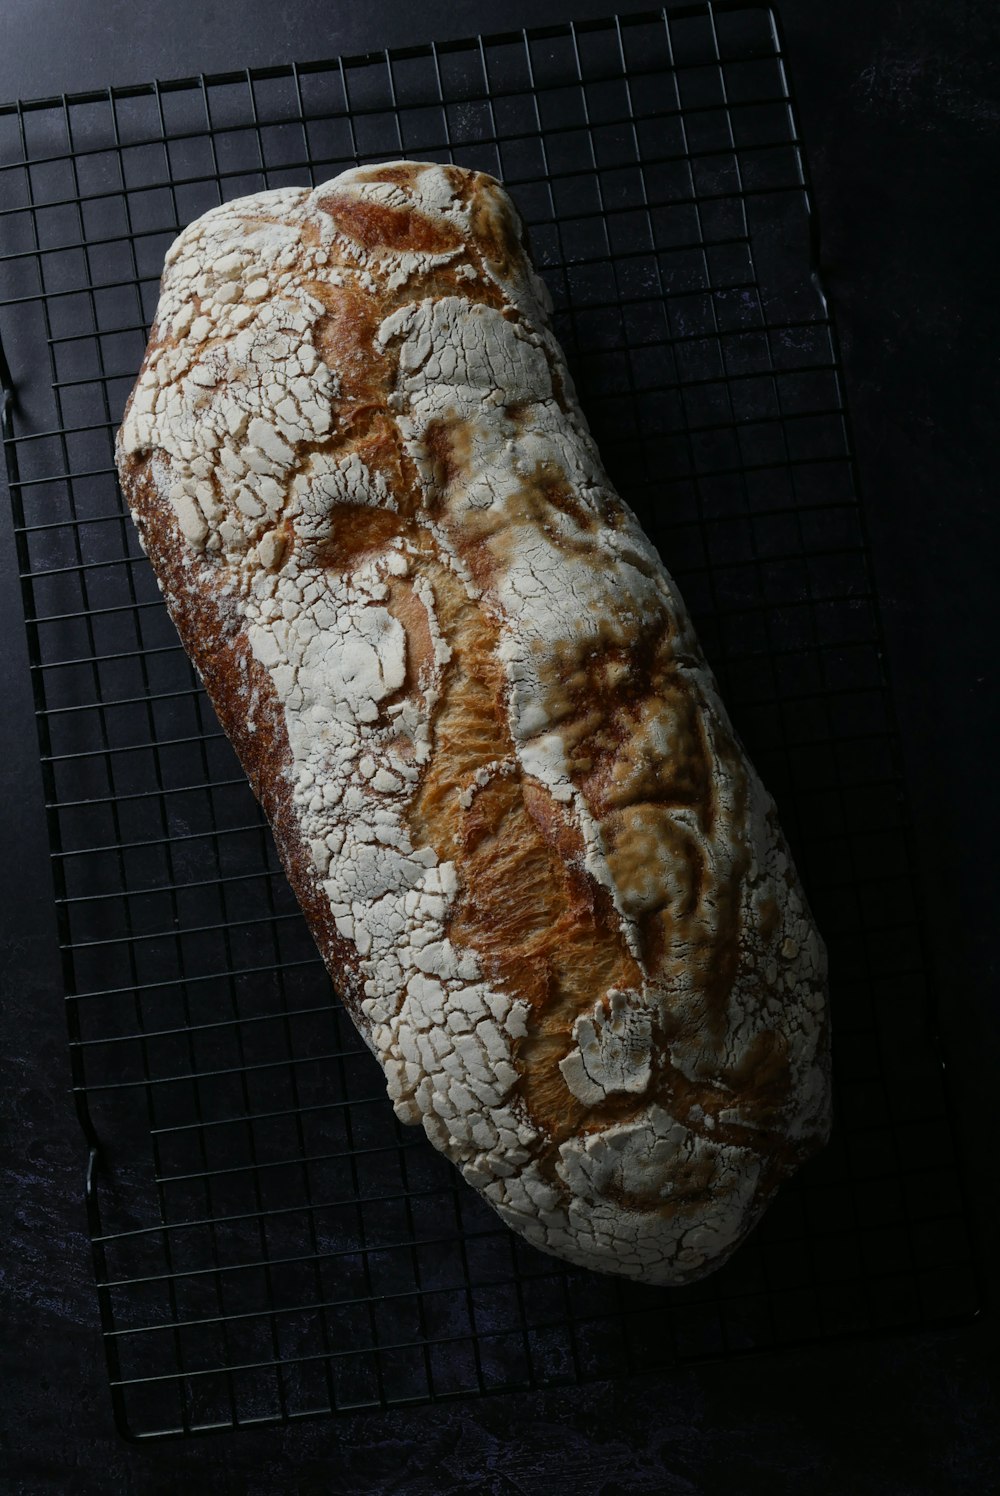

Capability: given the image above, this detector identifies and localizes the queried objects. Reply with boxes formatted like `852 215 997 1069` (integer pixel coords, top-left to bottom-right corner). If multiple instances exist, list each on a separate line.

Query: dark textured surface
1 1 997 1492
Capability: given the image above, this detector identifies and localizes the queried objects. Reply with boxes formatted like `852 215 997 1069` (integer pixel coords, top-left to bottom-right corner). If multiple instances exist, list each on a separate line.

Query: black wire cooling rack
0 2 981 1441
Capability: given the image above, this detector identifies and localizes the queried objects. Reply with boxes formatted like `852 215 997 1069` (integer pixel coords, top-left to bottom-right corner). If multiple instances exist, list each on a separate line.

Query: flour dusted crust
116 162 831 1285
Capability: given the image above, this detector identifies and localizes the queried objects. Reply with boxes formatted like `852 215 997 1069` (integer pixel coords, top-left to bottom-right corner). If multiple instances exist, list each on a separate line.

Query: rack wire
0 3 980 1441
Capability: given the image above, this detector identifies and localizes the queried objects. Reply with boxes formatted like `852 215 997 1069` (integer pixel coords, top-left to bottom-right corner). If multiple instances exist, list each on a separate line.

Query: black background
1 2 997 1492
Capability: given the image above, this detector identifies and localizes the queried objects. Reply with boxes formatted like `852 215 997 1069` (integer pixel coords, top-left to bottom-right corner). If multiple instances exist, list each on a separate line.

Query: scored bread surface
116 161 831 1286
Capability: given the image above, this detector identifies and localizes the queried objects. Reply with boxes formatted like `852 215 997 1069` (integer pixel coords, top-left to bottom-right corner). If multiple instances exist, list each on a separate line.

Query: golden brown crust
116 162 831 1285
125 455 368 1015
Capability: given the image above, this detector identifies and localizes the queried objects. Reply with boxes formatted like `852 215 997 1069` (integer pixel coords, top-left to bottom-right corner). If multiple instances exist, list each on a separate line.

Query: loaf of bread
116 161 831 1285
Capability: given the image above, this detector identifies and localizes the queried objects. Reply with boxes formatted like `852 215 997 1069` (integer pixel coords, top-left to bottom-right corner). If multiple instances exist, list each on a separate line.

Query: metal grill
0 3 980 1441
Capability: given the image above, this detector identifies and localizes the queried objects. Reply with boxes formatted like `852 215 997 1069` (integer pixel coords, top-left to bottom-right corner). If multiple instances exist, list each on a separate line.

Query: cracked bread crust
116 161 831 1285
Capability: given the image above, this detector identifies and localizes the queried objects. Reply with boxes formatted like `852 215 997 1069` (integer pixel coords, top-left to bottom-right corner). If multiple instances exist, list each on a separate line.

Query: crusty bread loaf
116 161 831 1285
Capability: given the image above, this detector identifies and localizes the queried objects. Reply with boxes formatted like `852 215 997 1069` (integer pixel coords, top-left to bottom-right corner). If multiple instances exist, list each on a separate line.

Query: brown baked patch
400 552 650 1148
306 504 405 572
423 413 475 504
468 180 530 283
316 192 464 256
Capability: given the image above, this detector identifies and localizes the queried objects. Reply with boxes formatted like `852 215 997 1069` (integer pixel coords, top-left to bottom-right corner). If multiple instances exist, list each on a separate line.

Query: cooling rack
0 2 980 1440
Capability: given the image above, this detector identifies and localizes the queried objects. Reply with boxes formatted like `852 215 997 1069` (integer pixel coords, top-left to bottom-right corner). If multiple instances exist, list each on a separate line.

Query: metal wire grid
0 2 980 1441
